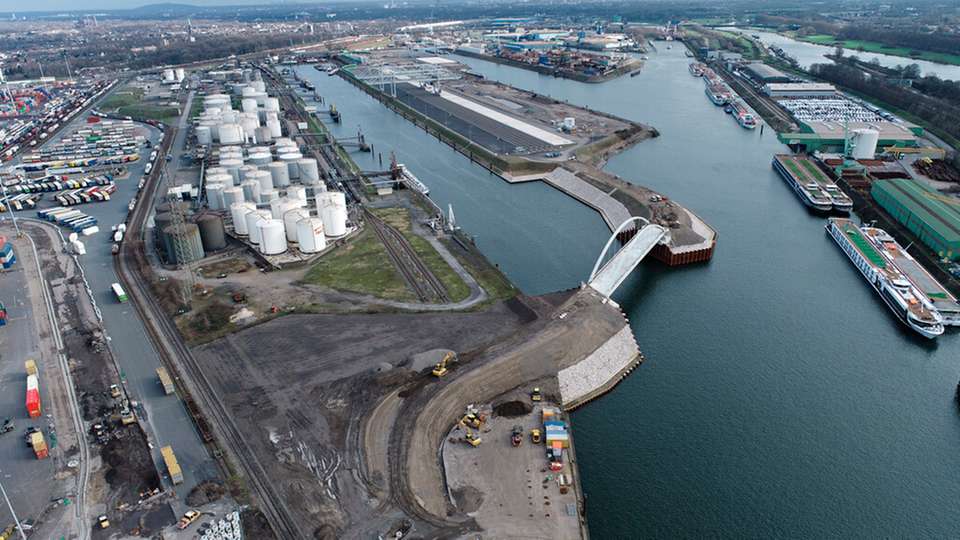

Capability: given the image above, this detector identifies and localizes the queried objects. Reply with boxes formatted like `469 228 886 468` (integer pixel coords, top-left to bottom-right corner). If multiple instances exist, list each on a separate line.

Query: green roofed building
871 179 960 261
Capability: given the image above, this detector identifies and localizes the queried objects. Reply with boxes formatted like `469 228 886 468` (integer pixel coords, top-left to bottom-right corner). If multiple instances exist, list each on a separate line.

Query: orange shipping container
26 388 41 418
35 447 49 460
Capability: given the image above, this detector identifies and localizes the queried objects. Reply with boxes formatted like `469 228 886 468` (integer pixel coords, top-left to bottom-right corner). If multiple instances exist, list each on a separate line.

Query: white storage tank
248 170 273 192
241 98 258 113
195 125 212 145
238 165 259 182
251 80 266 93
259 188 279 204
245 209 271 245
255 126 273 144
280 152 303 180
317 191 348 237
206 183 226 210
249 150 272 166
298 158 320 185
850 128 880 160
257 219 287 255
230 202 257 236
266 119 282 139
240 115 260 142
206 173 233 186
163 68 175 82
206 166 229 178
221 110 239 124
240 180 261 203
297 217 327 254
283 208 311 242
267 161 290 188
223 186 245 208
175 68 186 81
270 197 301 220
218 124 244 145
264 97 280 112
220 159 244 185
287 185 307 204
241 86 257 98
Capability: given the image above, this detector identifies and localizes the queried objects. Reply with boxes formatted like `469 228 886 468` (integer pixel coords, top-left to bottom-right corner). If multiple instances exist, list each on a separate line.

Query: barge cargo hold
773 154 852 213
826 218 944 338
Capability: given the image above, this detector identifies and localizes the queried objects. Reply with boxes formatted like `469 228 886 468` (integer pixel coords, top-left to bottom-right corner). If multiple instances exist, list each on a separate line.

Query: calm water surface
296 45 960 537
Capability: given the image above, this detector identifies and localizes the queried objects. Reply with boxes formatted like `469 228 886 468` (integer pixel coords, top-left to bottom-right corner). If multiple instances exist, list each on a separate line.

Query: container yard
458 45 641 83
16 118 144 172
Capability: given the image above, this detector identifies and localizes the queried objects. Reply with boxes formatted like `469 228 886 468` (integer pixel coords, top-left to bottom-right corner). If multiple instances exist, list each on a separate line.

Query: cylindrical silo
267 119 282 138
245 209 270 245
248 150 272 166
297 217 327 254
238 165 259 183
163 223 204 265
206 173 233 187
283 208 310 242
248 169 273 192
267 161 290 188
851 128 880 160
195 214 227 252
239 115 260 142
297 158 320 185
240 180 261 203
220 159 243 185
223 186 244 208
264 97 280 112
241 98 258 113
270 197 300 220
255 126 272 144
257 219 286 255
287 185 307 204
206 183 226 210
241 86 257 98
218 124 244 145
280 153 302 181
251 80 266 93
259 189 279 204
317 191 347 237
230 202 256 236
195 125 212 145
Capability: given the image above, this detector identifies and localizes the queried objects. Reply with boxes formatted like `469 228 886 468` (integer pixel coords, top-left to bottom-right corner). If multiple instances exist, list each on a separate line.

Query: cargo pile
541 407 569 472
161 445 184 484
199 511 243 540
0 236 15 269
37 207 99 235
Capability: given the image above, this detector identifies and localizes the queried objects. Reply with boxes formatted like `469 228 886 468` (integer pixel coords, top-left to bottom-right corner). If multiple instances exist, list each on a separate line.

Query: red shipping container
26 388 41 418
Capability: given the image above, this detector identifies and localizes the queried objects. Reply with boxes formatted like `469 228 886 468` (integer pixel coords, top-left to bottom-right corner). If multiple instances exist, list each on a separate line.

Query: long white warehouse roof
438 90 573 146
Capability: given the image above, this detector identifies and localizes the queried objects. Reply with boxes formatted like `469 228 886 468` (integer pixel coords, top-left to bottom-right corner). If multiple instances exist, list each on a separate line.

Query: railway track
364 208 450 303
113 127 305 539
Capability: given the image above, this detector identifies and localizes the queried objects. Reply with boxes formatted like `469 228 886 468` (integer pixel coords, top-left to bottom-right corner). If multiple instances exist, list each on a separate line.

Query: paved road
9 90 216 507
0 235 57 528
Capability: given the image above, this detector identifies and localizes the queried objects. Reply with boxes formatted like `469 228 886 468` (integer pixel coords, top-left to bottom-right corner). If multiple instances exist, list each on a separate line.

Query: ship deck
774 154 838 190
835 218 887 269
871 234 960 317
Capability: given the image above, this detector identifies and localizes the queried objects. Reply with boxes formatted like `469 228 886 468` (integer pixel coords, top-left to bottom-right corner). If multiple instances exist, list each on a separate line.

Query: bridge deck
590 224 667 297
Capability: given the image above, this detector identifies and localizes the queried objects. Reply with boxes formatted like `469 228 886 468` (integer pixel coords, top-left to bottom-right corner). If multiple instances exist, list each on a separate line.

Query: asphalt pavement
0 235 57 527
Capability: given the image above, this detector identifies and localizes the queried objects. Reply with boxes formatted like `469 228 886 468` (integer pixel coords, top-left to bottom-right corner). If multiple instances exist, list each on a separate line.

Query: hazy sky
0 0 301 12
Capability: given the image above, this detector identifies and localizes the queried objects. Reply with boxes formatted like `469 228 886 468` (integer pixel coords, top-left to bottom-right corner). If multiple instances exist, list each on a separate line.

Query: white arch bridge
588 217 668 298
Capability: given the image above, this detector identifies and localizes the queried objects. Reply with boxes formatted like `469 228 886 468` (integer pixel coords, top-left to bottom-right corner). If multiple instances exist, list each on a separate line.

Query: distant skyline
0 0 341 12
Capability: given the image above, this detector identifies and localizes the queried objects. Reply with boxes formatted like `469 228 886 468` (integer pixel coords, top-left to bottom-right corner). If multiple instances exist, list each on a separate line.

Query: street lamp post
0 475 28 540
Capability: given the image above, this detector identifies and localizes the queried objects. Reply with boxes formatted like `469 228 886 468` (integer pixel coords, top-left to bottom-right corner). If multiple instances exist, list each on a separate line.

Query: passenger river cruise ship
827 218 944 338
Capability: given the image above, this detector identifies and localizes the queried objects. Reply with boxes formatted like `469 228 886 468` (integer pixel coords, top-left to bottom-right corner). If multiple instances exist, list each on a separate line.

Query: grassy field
800 34 960 66
373 208 471 302
100 84 180 123
99 87 145 109
303 229 416 301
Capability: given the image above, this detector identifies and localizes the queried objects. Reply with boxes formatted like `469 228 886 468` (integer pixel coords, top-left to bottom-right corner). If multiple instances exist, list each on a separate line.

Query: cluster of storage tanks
154 200 227 265
162 68 186 84
195 75 283 147
226 189 346 256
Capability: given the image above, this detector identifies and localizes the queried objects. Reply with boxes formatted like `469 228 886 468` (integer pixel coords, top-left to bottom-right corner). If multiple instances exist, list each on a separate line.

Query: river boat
826 218 944 338
772 156 833 212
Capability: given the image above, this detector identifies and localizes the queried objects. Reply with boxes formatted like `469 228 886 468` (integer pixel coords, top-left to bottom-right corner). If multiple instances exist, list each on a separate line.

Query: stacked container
0 236 16 269
31 431 48 460
161 445 183 484
26 374 41 418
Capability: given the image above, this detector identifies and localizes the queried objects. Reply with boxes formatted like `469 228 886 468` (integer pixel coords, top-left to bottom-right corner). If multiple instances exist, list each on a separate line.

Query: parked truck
156 367 174 395
161 445 183 484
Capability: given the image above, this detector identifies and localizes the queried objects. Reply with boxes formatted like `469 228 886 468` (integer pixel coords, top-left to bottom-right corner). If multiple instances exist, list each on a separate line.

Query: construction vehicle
464 428 482 447
1 418 13 435
461 412 482 429
97 515 110 529
177 510 201 530
109 384 121 398
531 428 542 444
531 387 542 402
120 408 136 425
511 425 523 447
432 351 454 377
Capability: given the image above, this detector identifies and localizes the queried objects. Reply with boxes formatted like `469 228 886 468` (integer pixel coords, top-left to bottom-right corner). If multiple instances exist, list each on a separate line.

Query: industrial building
763 83 837 98
741 63 792 84
871 179 960 261
779 120 921 153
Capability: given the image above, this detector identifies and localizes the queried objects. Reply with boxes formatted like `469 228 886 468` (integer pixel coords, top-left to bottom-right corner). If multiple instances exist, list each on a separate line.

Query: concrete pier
504 167 633 232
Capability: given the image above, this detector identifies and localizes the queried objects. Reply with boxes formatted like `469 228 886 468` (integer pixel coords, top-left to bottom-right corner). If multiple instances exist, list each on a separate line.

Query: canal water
726 28 960 82
294 44 960 537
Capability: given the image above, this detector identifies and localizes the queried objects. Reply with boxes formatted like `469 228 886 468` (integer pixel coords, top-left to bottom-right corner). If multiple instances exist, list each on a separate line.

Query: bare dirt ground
190 302 531 538
26 224 168 536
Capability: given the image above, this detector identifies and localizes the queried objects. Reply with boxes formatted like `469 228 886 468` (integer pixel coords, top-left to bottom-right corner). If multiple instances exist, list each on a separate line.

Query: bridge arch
588 216 650 283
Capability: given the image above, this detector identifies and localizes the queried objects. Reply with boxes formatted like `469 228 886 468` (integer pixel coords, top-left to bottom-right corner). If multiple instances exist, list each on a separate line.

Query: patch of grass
372 208 471 302
799 35 960 66
443 234 517 303
118 104 180 124
100 87 145 110
302 229 415 301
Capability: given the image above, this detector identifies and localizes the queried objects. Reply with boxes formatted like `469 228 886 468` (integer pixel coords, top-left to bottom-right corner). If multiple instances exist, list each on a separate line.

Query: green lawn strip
372 208 471 302
100 87 145 110
302 228 416 301
799 158 828 182
118 104 180 124
783 158 809 182
800 35 960 66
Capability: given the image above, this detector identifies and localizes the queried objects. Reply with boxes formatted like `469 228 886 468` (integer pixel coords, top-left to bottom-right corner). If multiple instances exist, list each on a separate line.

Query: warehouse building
871 179 960 261
741 63 792 84
764 82 837 98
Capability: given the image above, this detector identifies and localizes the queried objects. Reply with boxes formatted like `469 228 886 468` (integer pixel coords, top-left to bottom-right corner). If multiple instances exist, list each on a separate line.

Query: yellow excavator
432 351 455 377
465 428 482 447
